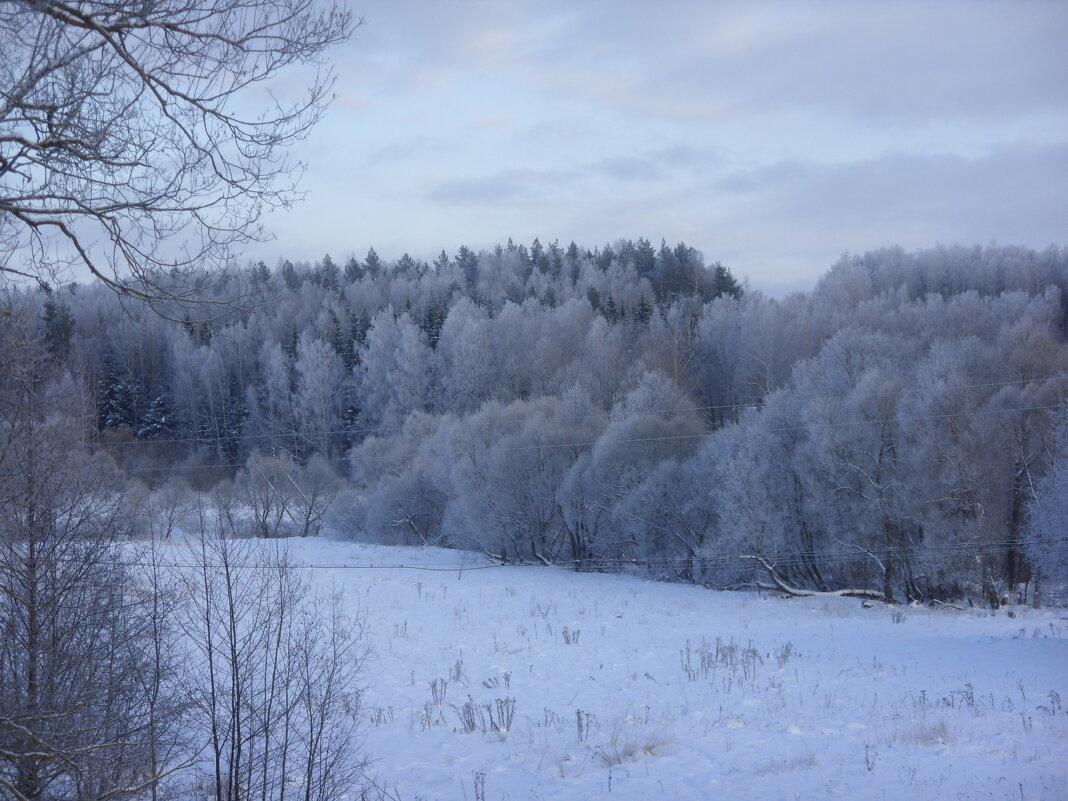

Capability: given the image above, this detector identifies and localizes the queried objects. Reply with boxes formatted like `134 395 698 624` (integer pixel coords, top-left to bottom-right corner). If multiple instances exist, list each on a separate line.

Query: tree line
16 240 1068 605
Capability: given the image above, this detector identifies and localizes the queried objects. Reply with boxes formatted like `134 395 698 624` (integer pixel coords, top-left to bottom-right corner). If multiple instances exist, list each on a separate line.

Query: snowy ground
201 538 1068 801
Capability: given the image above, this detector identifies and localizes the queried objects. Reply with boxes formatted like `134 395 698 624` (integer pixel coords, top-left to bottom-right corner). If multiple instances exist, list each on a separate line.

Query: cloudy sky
251 0 1068 293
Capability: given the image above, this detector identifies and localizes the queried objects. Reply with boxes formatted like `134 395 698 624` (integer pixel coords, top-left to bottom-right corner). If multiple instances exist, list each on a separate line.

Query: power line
96 372 1068 450
111 401 1068 474
63 536 1066 573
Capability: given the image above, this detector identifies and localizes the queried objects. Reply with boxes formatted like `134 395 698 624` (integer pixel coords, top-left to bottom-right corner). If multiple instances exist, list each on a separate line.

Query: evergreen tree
319 253 340 291
455 245 478 288
712 262 743 299
603 295 619 322
586 286 601 311
221 376 248 460
419 294 448 349
137 389 178 440
281 259 301 290
634 237 656 279
396 253 418 276
566 241 582 284
41 296 74 361
344 256 364 283
531 238 549 274
250 260 272 285
98 349 137 431
596 244 615 271
364 247 381 277
548 240 563 278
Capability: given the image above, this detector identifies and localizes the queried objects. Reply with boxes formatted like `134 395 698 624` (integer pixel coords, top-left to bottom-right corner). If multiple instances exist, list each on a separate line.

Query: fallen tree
745 555 887 602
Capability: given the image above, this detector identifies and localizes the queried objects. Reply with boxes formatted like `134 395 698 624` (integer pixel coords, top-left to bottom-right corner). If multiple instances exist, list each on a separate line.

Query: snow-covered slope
222 538 1068 800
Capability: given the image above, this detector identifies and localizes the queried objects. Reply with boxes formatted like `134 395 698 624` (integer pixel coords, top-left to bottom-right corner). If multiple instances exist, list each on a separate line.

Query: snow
183 537 1068 800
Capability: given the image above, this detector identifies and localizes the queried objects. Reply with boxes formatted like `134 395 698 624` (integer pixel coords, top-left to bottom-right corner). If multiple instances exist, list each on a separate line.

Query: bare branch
1 0 356 308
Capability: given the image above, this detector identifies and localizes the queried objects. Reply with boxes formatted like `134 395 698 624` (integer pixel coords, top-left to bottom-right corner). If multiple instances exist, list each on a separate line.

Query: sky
249 0 1068 294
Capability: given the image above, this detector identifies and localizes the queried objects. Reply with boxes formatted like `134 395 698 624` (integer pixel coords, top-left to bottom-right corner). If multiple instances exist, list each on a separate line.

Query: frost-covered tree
1025 408 1068 598
437 298 496 413
247 341 297 455
356 310 434 430
557 373 702 568
287 455 341 537
438 394 598 563
295 331 345 458
346 413 447 546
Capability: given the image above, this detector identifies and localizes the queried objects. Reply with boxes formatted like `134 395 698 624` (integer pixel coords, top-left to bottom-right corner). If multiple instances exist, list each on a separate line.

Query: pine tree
712 262 743 299
634 237 656 279
419 294 448 349
221 377 248 460
98 350 136 430
344 256 364 283
319 254 340 291
40 296 74 361
137 390 178 440
364 247 381 277
250 260 272 285
433 249 450 271
455 245 478 288
603 295 619 322
596 244 615 271
531 238 549 274
396 253 418 276
281 259 301 290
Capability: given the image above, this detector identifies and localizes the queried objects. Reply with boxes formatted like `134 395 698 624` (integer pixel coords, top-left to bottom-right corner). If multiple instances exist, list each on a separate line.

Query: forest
4 0 1067 796
9 239 1068 606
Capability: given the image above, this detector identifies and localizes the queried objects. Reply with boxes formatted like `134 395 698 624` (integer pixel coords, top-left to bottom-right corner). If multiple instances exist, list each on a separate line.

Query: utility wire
109 401 1068 474
96 373 1068 450
63 536 1067 573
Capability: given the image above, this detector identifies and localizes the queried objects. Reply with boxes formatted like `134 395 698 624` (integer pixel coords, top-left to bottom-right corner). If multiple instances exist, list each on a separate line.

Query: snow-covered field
208 537 1067 801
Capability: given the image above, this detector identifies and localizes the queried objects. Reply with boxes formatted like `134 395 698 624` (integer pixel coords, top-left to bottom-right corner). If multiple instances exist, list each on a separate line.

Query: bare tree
124 476 197 540
0 302 186 800
238 450 298 538
0 0 355 304
176 528 368 801
286 454 340 538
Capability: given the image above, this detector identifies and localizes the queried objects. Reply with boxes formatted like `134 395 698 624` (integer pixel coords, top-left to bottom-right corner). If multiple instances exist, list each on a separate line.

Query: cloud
529 2 1068 125
589 156 665 182
701 142 1068 284
423 142 715 207
584 144 718 182
721 143 1068 237
426 168 581 205
367 135 437 163
462 114 518 132
337 1 1068 172
264 1 1067 295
